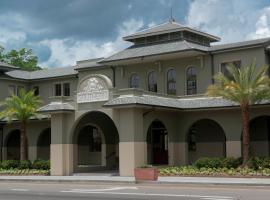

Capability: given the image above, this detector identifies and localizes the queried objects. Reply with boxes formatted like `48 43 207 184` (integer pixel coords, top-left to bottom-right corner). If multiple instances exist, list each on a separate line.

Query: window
33 86 39 96
54 83 62 96
8 85 16 96
186 66 197 95
130 73 140 88
167 69 176 95
17 86 25 96
148 71 157 92
63 83 70 96
221 60 241 80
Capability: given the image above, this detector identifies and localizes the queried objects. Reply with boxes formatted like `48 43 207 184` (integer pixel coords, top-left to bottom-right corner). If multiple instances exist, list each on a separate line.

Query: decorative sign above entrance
77 77 109 103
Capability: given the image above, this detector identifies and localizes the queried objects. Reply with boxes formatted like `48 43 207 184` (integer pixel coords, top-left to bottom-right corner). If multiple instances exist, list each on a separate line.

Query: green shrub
222 157 242 168
32 160 50 170
1 160 19 169
248 157 270 169
19 160 32 169
194 157 223 168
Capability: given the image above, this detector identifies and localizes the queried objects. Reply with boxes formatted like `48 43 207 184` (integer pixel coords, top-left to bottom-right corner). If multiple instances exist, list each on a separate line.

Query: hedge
0 160 49 170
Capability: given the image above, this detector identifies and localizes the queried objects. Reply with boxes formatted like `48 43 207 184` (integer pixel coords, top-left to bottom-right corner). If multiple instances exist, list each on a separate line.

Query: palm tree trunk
20 121 28 161
241 103 250 166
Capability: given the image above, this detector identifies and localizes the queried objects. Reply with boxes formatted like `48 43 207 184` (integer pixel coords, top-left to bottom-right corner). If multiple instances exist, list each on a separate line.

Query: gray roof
75 58 104 70
38 102 75 113
5 66 77 80
0 62 18 71
210 37 270 52
123 21 220 42
101 40 209 63
104 94 236 109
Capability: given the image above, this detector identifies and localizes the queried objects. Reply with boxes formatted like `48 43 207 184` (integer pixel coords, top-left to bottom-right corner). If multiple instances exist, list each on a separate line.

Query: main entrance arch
147 120 168 165
187 119 226 164
73 111 119 173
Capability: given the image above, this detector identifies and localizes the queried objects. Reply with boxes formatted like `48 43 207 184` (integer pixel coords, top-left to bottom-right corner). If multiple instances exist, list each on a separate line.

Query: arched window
167 69 176 95
130 73 140 88
186 66 197 95
148 71 157 92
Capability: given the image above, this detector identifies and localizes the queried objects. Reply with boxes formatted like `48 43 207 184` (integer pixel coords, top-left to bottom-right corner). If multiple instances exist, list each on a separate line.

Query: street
0 181 268 200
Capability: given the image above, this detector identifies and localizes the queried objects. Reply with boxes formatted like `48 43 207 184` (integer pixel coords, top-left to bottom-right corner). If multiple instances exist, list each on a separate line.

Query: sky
1 0 270 68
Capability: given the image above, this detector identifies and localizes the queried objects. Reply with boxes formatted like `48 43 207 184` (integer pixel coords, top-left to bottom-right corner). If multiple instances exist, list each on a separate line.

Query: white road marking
69 186 138 192
11 189 29 192
61 189 234 199
202 198 233 200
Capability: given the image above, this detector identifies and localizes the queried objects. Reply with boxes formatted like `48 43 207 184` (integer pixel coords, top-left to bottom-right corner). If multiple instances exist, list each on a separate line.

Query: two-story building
0 21 270 176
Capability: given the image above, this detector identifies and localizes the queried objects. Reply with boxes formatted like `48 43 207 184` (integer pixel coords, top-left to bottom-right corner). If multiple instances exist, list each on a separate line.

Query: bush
1 160 19 169
19 160 32 169
32 160 50 170
222 157 242 168
247 157 270 169
194 157 223 168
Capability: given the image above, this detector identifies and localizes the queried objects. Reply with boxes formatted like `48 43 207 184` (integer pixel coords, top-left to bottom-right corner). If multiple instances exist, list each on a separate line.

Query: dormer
123 21 220 47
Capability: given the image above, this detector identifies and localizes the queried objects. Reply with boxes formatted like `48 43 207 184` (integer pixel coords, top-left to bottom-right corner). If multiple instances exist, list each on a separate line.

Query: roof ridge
212 37 270 47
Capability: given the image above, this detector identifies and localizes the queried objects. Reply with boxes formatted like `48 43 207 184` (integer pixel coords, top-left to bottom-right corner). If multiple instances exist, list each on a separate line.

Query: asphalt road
0 181 269 200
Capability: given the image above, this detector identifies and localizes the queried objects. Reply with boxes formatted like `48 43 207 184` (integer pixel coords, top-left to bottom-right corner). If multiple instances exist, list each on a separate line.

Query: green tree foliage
0 45 40 71
206 61 270 165
0 89 42 160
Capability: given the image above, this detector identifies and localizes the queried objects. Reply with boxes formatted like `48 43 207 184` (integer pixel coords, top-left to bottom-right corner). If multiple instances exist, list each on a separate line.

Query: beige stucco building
0 21 270 176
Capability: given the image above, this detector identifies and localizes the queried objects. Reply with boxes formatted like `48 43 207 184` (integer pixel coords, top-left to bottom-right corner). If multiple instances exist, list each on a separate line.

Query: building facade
0 21 270 176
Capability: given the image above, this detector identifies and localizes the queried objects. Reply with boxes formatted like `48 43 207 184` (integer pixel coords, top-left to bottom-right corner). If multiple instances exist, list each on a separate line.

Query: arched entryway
73 111 119 173
37 128 51 160
187 119 226 163
249 116 270 157
5 130 20 160
147 120 168 165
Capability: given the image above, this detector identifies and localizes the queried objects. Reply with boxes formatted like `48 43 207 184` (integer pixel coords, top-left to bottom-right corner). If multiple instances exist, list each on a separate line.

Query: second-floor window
63 83 70 96
148 71 157 92
33 86 39 96
186 66 197 95
17 86 25 96
130 73 140 88
221 60 241 80
54 83 62 96
167 69 176 95
8 85 16 96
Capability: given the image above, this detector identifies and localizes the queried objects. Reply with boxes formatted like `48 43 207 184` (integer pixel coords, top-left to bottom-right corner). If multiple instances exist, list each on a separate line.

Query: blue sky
1 0 270 68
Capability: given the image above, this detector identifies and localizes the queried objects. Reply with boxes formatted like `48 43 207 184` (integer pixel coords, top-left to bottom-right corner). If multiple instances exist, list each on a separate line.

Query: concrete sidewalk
0 175 270 186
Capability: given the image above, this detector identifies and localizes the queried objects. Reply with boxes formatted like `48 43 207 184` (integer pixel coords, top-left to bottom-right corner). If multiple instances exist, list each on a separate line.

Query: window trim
63 82 71 97
166 68 177 95
185 66 197 95
147 70 157 92
53 82 62 97
219 60 241 78
129 73 140 88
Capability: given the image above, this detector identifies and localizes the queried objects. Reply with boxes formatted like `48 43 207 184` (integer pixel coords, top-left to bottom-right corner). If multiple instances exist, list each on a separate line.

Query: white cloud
40 19 144 67
186 0 269 43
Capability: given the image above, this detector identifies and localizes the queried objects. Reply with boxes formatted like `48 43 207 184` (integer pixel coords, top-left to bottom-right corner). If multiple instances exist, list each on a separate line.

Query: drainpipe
265 49 270 77
111 66 116 87
0 125 3 162
210 53 215 84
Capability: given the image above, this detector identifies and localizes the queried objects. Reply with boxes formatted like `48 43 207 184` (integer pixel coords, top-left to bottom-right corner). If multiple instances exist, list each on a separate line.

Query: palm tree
206 61 270 165
0 89 42 161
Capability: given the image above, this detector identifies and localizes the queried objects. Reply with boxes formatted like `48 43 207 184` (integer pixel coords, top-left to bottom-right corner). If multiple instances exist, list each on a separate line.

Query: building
0 21 270 176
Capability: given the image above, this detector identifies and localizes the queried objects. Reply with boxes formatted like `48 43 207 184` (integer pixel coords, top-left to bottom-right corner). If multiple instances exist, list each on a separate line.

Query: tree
0 45 40 71
0 89 42 160
206 61 270 165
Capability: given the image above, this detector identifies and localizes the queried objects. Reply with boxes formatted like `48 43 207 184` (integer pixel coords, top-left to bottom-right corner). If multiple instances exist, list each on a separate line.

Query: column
169 142 188 166
226 141 241 158
118 108 146 176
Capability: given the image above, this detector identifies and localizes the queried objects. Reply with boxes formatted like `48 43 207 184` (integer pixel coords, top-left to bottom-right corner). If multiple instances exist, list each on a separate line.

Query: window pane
33 86 39 96
167 69 176 95
221 60 241 80
8 85 16 96
55 84 62 96
63 83 70 96
148 71 157 92
186 67 197 95
130 73 140 88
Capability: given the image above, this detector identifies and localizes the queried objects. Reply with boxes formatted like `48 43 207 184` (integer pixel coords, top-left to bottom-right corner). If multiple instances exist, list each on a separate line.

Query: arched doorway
73 111 119 173
37 128 51 160
249 116 270 157
147 120 168 165
187 119 226 163
5 130 20 160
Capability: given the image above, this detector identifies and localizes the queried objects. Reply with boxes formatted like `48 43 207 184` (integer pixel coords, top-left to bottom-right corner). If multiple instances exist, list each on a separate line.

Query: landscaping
159 157 270 177
0 160 50 175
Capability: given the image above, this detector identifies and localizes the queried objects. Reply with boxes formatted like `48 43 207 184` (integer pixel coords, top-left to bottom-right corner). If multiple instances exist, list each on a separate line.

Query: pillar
118 108 146 176
226 141 241 158
50 113 74 176
169 142 188 166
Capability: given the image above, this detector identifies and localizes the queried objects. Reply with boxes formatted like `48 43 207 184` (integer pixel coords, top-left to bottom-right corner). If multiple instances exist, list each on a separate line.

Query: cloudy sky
1 0 270 68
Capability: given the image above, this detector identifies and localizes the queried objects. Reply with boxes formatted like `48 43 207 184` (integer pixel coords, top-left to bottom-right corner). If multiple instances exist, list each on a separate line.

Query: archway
73 111 119 173
249 116 270 157
147 120 168 165
187 119 226 164
5 130 20 160
37 128 51 160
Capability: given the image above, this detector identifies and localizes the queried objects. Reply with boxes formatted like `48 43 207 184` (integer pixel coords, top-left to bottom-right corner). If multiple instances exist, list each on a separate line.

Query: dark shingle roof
123 21 220 42
5 66 77 80
101 40 209 63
